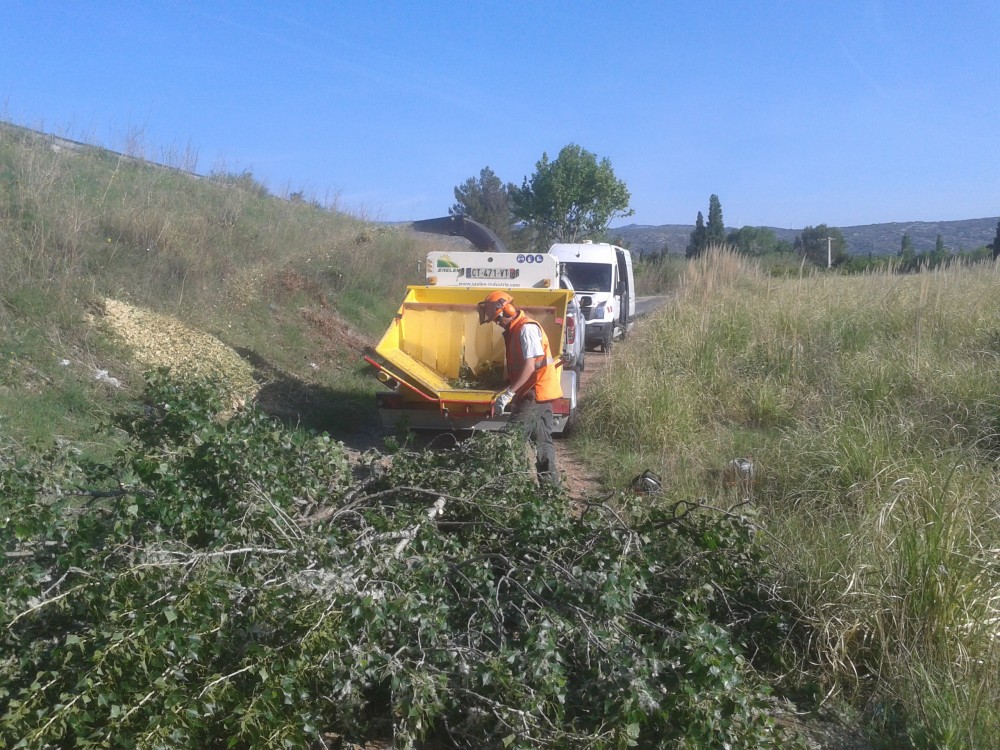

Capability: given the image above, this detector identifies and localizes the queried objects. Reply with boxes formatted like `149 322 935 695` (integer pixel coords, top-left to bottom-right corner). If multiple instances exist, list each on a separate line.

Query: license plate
465 267 520 280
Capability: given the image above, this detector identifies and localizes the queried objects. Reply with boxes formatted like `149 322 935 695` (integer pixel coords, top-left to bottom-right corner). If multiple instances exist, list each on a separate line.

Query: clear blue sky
2 1 998 230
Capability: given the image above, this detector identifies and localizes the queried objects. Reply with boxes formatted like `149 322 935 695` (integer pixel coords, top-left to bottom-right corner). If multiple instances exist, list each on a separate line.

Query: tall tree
706 194 726 246
510 144 633 248
726 226 790 256
793 225 848 267
451 167 515 246
686 212 707 259
900 233 914 256
991 220 1000 260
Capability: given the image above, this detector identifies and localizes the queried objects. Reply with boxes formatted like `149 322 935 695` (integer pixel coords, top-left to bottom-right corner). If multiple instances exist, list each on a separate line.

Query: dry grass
0 121 428 449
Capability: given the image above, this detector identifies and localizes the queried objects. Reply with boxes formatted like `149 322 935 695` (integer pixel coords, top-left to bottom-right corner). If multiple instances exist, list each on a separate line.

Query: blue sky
2 1 998 229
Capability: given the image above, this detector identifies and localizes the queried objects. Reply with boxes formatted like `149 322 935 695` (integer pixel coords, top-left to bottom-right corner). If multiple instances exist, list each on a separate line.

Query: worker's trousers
506 393 560 488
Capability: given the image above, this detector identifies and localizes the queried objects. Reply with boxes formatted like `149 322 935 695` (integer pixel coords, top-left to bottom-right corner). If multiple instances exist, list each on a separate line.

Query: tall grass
578 245 1000 746
632 252 686 294
0 122 428 448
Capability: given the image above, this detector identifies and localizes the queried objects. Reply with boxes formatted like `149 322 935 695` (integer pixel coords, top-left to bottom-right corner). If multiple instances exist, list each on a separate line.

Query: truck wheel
561 406 578 437
602 328 613 353
558 376 580 438
577 348 586 372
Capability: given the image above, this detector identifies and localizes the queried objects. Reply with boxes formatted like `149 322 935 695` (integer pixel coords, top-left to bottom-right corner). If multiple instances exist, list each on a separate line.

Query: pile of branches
0 372 800 749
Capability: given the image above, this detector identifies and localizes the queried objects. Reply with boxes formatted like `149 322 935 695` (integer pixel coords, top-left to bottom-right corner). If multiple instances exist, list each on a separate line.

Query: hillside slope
0 119 432 452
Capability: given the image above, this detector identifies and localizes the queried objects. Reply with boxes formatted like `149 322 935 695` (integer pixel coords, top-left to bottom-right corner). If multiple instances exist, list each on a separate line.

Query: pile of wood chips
95 298 258 405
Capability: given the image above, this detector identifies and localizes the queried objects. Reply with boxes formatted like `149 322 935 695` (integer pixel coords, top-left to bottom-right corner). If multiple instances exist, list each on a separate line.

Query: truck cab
548 241 635 352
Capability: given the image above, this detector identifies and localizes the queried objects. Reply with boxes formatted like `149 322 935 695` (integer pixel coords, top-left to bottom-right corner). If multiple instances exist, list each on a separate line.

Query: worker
478 290 562 487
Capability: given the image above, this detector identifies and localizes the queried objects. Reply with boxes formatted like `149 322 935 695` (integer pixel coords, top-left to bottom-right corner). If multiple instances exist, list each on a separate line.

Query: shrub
1 374 800 748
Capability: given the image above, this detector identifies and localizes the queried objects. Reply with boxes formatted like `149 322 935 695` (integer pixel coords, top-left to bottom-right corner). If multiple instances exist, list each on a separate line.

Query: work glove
494 388 515 413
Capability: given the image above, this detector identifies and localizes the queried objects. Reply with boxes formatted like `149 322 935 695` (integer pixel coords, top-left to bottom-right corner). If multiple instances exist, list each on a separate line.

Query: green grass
575 246 1000 747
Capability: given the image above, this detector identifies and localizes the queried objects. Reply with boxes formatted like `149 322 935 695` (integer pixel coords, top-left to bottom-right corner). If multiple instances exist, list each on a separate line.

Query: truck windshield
562 262 613 292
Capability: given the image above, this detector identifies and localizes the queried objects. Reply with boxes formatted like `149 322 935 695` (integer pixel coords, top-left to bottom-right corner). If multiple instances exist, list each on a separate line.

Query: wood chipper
364 284 576 433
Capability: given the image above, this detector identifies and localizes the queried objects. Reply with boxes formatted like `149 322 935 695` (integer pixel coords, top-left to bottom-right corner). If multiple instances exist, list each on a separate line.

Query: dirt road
554 349 611 499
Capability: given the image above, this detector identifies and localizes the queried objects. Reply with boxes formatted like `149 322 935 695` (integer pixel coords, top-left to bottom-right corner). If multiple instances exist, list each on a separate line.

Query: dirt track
554 350 609 499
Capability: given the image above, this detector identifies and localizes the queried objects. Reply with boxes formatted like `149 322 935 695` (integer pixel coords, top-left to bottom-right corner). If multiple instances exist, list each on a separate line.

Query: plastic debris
94 369 121 388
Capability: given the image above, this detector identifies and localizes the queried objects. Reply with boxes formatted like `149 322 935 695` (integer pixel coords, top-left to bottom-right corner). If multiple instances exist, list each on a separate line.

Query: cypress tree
686 211 707 258
706 194 725 246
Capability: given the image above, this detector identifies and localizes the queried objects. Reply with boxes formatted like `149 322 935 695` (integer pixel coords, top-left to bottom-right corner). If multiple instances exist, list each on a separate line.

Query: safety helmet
478 290 517 325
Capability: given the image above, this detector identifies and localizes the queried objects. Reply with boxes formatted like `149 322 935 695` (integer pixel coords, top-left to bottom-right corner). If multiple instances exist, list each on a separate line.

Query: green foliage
726 226 792 257
579 259 1000 746
450 166 517 249
686 196 729 259
511 144 633 247
633 252 685 295
1 375 798 748
706 195 725 247
686 211 707 259
207 169 273 198
793 225 848 267
0 120 428 452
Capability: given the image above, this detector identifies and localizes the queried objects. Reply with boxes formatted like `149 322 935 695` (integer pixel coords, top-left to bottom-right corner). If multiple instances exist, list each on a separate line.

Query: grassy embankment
0 122 428 454
580 247 1000 746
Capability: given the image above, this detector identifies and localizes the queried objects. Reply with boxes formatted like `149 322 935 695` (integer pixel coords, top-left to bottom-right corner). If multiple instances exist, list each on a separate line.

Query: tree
897 233 916 270
726 226 790 256
706 194 726 246
991 220 1000 261
900 233 914 256
639 240 669 265
510 144 633 247
451 167 515 246
686 195 726 259
686 211 707 259
793 225 848 267
927 234 949 268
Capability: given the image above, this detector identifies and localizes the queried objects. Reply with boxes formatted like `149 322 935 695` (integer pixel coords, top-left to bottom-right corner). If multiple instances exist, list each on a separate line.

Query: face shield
478 299 504 325
479 291 515 325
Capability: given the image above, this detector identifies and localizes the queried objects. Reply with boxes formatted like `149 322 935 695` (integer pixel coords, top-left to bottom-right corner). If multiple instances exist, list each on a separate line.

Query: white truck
548 241 636 352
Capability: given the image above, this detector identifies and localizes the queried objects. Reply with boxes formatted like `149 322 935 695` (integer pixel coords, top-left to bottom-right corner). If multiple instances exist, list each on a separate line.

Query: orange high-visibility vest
503 312 562 403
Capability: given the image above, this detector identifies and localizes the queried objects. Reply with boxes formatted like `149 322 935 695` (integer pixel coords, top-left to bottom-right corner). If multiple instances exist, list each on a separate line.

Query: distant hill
610 217 999 257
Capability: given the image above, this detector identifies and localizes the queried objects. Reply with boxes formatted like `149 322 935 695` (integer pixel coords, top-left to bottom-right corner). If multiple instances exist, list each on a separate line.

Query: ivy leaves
1 374 799 748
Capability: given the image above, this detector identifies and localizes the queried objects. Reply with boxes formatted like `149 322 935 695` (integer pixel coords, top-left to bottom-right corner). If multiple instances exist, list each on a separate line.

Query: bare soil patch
555 350 610 500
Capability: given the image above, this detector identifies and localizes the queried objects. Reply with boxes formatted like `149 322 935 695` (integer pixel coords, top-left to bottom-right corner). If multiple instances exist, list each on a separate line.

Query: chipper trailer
364 282 576 434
